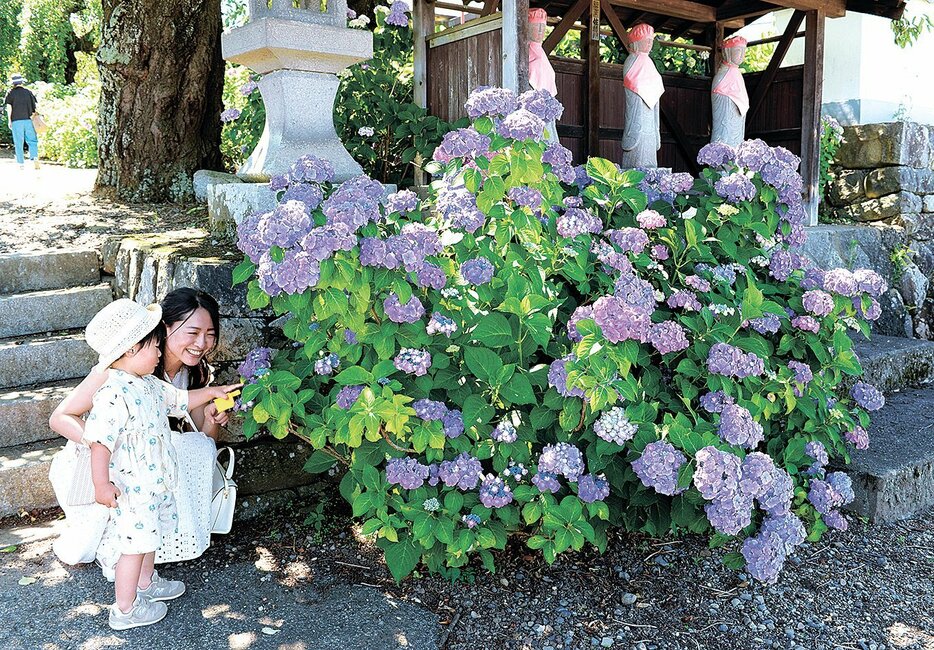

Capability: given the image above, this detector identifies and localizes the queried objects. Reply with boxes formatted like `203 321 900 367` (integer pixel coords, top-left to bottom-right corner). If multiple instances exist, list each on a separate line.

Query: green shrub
220 64 265 172
29 55 99 168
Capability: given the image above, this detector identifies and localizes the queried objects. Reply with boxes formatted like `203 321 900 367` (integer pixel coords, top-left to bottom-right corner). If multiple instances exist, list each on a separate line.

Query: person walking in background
4 73 40 170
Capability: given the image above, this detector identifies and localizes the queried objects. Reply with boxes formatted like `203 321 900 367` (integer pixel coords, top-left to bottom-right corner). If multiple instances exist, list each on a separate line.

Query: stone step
853 335 934 394
0 439 61 517
0 380 80 448
0 284 112 338
844 385 934 523
0 331 96 390
0 249 100 296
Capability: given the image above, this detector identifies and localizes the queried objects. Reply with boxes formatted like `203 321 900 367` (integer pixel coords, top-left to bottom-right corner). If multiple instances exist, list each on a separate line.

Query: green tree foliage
892 0 934 47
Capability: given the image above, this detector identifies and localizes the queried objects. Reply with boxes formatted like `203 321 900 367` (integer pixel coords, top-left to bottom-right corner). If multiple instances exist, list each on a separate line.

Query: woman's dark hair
155 288 221 389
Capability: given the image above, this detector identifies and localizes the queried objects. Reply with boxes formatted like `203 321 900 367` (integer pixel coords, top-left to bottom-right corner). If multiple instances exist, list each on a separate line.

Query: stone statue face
529 21 546 43
723 45 746 66
626 37 654 55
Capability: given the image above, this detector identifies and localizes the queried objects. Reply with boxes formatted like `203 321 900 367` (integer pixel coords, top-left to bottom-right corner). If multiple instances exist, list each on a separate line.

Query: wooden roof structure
411 0 907 223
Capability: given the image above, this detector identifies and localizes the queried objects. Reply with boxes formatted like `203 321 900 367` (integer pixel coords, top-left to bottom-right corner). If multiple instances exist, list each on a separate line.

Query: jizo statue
620 24 665 169
711 35 750 148
528 8 559 143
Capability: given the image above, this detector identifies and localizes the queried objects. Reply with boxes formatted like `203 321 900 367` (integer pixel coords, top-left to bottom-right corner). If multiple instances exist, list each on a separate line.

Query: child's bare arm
186 383 243 411
90 442 119 508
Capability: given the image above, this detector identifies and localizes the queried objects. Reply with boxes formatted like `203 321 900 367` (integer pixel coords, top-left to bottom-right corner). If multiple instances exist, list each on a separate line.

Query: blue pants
11 119 39 165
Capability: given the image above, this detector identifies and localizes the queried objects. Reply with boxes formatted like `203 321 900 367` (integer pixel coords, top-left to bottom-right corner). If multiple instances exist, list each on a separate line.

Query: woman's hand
204 402 230 427
94 481 120 508
208 383 243 400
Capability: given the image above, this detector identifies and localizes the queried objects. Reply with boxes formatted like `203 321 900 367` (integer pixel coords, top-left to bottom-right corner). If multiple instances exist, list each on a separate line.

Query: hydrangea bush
233 86 886 584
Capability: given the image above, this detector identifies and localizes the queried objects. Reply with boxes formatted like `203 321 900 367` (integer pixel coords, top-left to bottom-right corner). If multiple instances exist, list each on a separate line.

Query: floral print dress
84 369 189 555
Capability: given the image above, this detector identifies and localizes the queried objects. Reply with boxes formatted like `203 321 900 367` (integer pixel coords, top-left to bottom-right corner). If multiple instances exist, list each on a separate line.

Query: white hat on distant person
86 299 163 370
10 73 26 86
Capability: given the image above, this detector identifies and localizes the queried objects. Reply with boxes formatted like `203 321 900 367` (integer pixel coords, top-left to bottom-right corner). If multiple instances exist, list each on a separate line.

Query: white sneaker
108 595 167 630
137 570 186 601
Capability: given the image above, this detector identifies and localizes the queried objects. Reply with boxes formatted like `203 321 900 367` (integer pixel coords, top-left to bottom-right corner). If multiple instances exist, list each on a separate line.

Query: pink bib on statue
713 63 749 115
529 42 558 96
623 53 665 108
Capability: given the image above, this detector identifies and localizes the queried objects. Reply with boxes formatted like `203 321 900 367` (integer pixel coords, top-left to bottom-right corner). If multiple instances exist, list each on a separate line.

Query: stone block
233 440 315 496
798 224 902 277
100 237 122 275
900 262 930 307
850 334 934 394
826 169 868 207
0 333 97 390
0 249 99 295
833 191 922 222
0 440 61 517
835 122 933 170
874 288 914 338
214 317 268 363
0 382 79 448
924 195 934 213
0 284 112 339
208 182 278 228
171 257 254 318
844 386 934 523
193 170 243 203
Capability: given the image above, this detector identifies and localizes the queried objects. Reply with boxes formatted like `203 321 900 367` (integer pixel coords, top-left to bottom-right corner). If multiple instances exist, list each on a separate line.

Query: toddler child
82 299 240 630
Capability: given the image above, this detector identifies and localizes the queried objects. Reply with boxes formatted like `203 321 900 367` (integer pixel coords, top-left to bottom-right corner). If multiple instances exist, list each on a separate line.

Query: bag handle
181 411 200 433
217 446 235 480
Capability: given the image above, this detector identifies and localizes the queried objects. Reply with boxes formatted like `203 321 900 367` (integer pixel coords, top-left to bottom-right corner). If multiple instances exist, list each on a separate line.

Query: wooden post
587 0 602 157
502 0 529 93
412 0 434 187
801 9 824 227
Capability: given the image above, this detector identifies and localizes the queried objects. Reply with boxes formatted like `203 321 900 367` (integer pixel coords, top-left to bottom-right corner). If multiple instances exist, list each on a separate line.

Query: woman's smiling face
164 307 217 369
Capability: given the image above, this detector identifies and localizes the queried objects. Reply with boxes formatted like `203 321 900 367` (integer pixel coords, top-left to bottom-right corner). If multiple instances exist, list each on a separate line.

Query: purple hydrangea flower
850 381 884 411
824 510 848 530
321 175 383 231
853 269 887 297
433 128 492 164
548 355 586 398
707 342 765 379
416 263 447 290
385 0 409 26
465 86 518 118
705 492 753 535
386 457 430 489
462 513 481 528
281 182 324 210
700 390 733 414
739 452 778 500
557 208 602 237
787 360 813 384
845 425 869 450
220 108 241 123
414 399 447 421
747 313 781 335
435 183 486 233
808 471 854 515
427 312 458 337
567 305 595 342
718 403 764 449
461 257 495 285
238 347 273 381
592 295 652 344
648 321 690 355
479 474 514 508
577 474 610 503
631 440 686 496
336 385 364 409
693 446 742 501
715 173 757 203
532 470 561 493
260 249 321 296
441 409 464 438
758 468 794 516
394 348 432 376
496 108 546 140
518 88 564 122
593 406 637 445
697 142 735 168
258 200 312 248
314 352 340 376
651 244 670 260
383 292 426 324
543 142 576 183
853 296 882 321
491 421 518 443
685 275 711 292
605 227 649 255
289 154 335 183
667 290 702 312
822 268 858 297
299 222 357 262
768 249 796 281
741 533 786 583
806 440 829 467
438 452 483 489
268 174 290 192
792 315 820 333
802 289 835 317
508 186 543 209
538 442 585 481
736 139 773 172
240 80 259 96
385 189 419 214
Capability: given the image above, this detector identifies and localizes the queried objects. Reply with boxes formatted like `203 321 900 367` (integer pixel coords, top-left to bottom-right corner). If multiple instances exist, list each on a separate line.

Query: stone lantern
222 0 373 182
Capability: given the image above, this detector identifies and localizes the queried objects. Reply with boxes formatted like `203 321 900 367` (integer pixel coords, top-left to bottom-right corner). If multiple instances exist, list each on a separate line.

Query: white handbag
210 446 237 534
48 441 96 506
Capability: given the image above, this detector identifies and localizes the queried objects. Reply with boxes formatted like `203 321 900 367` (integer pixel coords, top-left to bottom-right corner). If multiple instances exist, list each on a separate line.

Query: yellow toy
213 390 241 413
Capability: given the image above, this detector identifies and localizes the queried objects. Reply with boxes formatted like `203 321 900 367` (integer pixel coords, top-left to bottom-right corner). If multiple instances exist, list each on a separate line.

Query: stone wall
825 122 934 339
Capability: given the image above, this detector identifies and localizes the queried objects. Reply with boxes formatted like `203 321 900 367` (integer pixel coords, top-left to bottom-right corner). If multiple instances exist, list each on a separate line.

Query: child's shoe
137 569 186 601
108 596 167 630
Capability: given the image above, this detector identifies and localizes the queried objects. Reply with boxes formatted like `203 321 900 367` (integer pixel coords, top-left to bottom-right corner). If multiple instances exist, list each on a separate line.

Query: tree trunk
96 0 224 202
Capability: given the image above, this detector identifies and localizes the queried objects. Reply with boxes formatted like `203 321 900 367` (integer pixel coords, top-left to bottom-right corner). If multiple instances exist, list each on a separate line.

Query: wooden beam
413 0 433 108
480 0 500 17
716 0 775 22
587 0 602 156
666 19 694 41
846 0 906 20
604 0 716 23
600 0 628 44
543 0 590 54
502 0 529 93
764 0 843 18
800 10 825 226
659 101 701 176
747 10 805 122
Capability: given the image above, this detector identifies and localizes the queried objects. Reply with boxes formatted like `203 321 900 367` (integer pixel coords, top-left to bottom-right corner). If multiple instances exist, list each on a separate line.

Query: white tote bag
211 446 237 535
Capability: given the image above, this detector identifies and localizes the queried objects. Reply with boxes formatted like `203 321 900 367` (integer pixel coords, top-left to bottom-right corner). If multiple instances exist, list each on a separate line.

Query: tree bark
96 0 224 202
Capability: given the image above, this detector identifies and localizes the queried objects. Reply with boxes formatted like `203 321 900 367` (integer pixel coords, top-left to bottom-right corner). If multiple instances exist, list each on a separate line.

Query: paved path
0 519 441 650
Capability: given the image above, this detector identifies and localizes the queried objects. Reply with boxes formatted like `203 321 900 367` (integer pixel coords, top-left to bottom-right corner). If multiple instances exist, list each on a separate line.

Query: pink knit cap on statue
723 35 747 48
529 8 547 23
627 23 655 44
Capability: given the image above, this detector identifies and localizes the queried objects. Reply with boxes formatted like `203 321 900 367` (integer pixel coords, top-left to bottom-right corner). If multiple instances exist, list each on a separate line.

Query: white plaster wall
769 7 934 125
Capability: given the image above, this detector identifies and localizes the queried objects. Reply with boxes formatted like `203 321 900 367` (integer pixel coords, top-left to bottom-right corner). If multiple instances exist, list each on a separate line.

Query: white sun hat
85 299 163 370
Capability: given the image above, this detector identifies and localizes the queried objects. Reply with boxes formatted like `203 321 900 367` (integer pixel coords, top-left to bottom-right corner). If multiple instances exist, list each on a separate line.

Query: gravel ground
0 151 213 254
